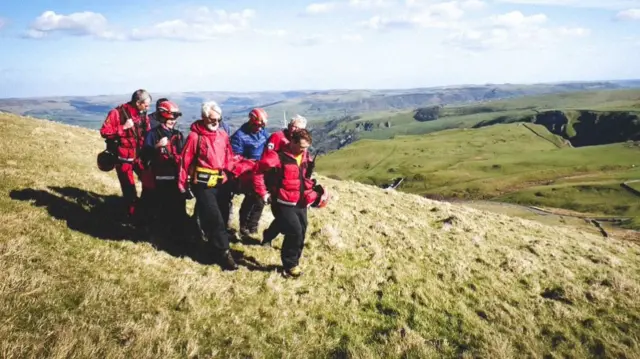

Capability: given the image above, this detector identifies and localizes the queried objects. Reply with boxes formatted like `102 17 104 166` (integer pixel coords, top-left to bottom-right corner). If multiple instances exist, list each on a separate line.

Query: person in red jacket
178 100 238 270
141 100 186 238
261 114 317 246
100 89 152 220
254 129 323 278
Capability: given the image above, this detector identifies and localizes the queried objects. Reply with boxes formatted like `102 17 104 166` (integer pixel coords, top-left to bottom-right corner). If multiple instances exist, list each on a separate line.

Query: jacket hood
190 120 222 137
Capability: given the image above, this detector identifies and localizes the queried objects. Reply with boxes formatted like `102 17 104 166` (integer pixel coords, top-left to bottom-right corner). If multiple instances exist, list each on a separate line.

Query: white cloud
254 28 288 37
445 10 589 51
130 7 256 41
490 11 547 27
494 0 640 10
349 0 397 8
290 34 326 46
342 33 364 41
24 7 273 42
615 8 640 20
25 11 125 40
305 2 339 14
362 0 483 30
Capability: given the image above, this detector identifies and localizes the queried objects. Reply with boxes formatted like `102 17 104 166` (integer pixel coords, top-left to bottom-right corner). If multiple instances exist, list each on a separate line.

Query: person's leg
246 193 265 234
262 202 280 245
277 205 304 273
192 184 237 270
115 162 138 218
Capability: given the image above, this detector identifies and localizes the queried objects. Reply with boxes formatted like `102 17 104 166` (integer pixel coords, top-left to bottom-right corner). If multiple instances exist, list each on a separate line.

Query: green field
316 122 640 228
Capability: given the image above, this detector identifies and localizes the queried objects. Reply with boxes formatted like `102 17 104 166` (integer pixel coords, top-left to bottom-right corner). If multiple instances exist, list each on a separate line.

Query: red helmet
157 100 182 120
97 150 116 172
249 108 268 127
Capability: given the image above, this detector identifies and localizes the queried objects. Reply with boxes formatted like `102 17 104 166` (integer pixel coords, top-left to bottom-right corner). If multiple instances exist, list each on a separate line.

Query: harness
190 133 224 188
107 105 149 162
151 126 184 181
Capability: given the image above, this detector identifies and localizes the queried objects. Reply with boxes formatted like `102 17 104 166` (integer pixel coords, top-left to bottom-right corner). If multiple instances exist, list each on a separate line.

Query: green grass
317 122 640 227
2 114 640 358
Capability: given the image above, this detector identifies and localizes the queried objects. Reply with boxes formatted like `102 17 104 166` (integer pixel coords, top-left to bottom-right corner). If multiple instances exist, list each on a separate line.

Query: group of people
97 89 330 277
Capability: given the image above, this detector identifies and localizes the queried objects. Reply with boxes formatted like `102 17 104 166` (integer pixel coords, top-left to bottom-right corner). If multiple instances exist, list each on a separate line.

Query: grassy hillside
1 114 640 358
316 122 640 228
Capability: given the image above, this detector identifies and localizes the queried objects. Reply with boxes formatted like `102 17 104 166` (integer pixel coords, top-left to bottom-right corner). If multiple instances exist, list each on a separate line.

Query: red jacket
100 103 150 161
253 146 318 207
264 129 310 162
178 120 236 192
264 129 289 153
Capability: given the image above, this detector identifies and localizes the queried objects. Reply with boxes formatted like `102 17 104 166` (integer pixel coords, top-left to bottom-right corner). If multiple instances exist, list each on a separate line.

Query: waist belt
155 175 175 180
193 166 224 188
118 156 135 163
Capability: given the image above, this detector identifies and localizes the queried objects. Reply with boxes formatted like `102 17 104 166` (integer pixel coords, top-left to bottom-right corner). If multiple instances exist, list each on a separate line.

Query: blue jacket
230 123 270 160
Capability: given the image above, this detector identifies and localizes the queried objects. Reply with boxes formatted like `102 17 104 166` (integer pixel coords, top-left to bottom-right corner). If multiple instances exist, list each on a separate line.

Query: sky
0 0 639 98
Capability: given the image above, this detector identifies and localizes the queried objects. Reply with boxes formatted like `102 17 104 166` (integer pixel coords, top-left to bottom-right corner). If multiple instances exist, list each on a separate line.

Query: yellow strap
195 166 222 175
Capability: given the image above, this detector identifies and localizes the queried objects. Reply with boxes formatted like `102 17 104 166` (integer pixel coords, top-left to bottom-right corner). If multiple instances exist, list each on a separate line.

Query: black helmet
97 150 117 172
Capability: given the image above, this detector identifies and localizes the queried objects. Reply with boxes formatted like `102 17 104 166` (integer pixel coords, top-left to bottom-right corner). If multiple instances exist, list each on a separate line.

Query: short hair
291 128 312 145
156 98 169 110
289 114 307 129
201 101 222 118
131 89 151 104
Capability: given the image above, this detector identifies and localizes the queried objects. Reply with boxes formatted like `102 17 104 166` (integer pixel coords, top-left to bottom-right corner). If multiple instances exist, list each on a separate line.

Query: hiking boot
219 250 238 271
283 266 302 278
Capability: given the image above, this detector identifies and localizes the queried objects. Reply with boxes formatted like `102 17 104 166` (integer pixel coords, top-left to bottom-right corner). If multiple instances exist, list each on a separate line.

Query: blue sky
0 0 639 98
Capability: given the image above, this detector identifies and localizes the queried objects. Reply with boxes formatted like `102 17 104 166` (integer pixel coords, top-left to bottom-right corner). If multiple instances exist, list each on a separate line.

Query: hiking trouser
154 180 187 236
274 204 308 270
115 161 142 217
239 193 265 232
263 202 281 242
192 183 231 251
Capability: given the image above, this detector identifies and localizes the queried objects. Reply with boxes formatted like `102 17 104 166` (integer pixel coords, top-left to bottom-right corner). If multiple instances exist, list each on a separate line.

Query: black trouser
218 180 234 229
274 203 308 270
154 180 187 236
192 183 231 251
263 202 281 242
239 193 265 232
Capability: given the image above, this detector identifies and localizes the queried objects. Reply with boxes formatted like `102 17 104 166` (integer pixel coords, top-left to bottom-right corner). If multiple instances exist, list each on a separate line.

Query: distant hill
2 112 639 359
2 79 639 136
309 88 640 152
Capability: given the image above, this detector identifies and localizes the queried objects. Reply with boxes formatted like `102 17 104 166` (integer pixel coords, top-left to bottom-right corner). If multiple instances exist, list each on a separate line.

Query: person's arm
100 109 126 139
230 130 244 158
178 132 197 193
253 151 278 199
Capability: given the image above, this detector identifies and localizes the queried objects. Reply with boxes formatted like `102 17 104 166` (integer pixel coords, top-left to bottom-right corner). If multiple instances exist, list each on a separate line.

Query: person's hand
262 193 271 204
123 118 134 130
181 189 194 200
156 137 168 148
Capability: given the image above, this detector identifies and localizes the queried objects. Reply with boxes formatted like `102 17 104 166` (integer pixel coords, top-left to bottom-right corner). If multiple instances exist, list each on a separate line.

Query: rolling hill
315 121 640 230
309 88 640 152
1 114 639 358
2 79 639 138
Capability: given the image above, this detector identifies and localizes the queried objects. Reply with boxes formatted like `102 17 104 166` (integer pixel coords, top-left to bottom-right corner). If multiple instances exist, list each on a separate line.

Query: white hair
289 114 307 129
201 101 222 118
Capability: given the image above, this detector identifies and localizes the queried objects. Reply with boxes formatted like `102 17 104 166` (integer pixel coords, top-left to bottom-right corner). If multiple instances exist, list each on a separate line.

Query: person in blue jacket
230 108 270 236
